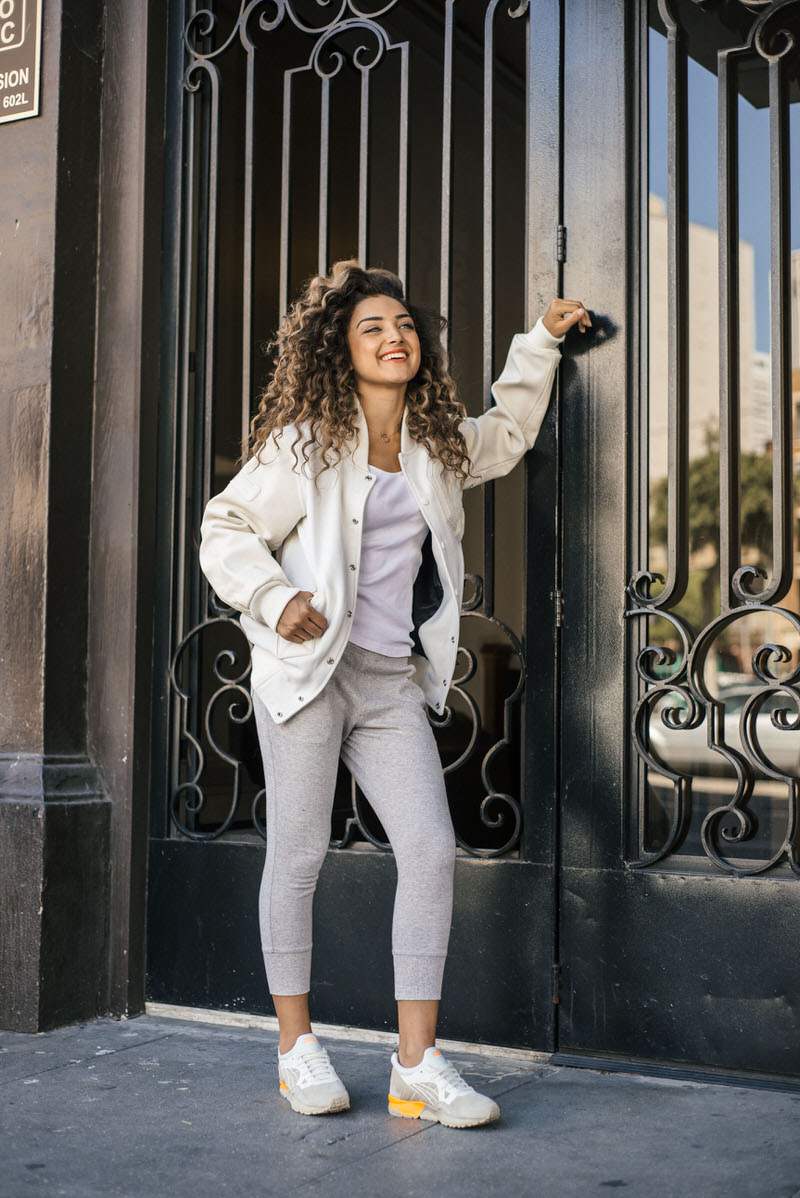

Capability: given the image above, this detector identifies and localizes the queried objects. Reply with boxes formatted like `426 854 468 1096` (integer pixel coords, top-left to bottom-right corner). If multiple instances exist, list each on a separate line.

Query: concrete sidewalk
2 1011 799 1198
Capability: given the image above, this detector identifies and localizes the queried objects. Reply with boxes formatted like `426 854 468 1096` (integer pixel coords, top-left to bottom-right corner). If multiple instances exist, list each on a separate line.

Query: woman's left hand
542 299 592 339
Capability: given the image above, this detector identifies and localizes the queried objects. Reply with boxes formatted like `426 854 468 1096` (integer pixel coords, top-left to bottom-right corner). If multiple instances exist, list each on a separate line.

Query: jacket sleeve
198 435 306 632
460 314 564 490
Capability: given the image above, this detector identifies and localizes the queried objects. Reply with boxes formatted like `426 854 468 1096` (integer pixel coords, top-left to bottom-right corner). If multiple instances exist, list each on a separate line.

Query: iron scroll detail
625 595 800 875
169 594 526 856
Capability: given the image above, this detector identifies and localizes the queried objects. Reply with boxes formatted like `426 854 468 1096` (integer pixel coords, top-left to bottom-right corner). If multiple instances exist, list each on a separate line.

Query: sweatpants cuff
263 948 312 996
393 952 447 1000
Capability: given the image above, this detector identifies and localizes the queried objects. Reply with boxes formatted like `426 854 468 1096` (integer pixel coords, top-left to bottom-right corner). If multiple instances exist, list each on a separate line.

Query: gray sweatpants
252 639 457 1000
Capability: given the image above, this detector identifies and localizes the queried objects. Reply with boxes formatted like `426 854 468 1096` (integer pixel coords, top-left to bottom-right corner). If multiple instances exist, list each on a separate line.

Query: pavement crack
490 1073 548 1101
290 1123 433 1192
0 1032 176 1088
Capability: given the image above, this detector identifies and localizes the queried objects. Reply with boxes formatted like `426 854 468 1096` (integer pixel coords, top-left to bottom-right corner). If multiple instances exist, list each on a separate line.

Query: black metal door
558 0 800 1077
147 0 565 1049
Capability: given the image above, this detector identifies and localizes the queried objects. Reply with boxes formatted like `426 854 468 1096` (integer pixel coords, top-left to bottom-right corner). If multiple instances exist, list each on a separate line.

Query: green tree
649 424 775 632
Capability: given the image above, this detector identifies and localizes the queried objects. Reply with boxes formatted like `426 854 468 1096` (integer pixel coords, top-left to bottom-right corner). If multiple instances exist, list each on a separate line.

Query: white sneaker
278 1033 350 1115
388 1046 500 1128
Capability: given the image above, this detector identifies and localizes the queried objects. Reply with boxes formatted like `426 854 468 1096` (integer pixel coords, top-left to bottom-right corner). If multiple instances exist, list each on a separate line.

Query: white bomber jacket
199 314 565 724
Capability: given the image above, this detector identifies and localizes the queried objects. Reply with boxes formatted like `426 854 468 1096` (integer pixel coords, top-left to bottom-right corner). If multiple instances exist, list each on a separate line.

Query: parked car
646 684 800 779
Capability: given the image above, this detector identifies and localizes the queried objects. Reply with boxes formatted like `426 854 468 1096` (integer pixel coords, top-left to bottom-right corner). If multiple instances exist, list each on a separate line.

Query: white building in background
792 248 800 373
748 350 771 455
751 250 800 459
648 191 771 463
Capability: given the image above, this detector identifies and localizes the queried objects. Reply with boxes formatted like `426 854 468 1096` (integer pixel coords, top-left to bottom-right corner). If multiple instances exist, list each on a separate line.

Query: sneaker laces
428 1054 474 1096
296 1046 337 1085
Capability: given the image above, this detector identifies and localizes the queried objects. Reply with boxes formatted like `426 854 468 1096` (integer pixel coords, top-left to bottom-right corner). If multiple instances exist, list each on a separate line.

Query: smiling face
346 294 422 393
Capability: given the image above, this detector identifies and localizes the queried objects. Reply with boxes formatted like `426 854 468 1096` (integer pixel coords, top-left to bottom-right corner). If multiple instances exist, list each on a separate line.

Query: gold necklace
367 423 402 443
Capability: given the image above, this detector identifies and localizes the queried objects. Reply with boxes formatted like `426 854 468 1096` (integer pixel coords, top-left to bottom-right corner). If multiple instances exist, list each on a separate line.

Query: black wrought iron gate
556 0 800 1078
147 0 564 1049
147 0 800 1070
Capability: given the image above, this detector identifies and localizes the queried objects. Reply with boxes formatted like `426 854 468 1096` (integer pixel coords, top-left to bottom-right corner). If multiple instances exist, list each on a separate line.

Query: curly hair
246 259 474 486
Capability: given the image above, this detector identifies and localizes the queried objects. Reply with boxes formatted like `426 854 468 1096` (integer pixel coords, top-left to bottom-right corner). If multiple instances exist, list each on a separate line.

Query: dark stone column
87 0 166 1018
0 0 110 1032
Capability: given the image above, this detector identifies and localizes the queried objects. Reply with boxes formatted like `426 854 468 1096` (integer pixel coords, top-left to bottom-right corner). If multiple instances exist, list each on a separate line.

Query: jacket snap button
352 518 359 523
298 695 303 701
327 657 334 664
346 610 352 617
366 474 373 481
450 636 455 643
276 712 283 717
349 563 356 570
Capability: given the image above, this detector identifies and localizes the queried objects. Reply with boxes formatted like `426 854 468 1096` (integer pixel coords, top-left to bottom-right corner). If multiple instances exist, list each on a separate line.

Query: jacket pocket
276 632 316 661
249 648 281 690
274 588 323 659
275 631 316 659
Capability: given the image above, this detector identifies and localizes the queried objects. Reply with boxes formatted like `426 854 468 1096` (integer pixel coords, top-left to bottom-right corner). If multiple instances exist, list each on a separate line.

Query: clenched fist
276 590 329 644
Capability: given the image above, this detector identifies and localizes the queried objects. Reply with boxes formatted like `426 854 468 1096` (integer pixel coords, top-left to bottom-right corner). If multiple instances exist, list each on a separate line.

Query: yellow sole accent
388 1094 426 1118
279 1081 289 1091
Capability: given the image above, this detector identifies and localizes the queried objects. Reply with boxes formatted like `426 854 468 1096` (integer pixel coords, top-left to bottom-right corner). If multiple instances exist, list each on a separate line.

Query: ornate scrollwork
751 0 800 64
631 685 699 865
310 18 389 78
169 616 256 840
625 593 800 874
183 0 401 61
240 0 286 49
168 592 527 857
461 572 484 613
627 568 667 607
626 602 699 865
625 598 694 685
286 0 398 34
442 609 525 858
689 608 800 874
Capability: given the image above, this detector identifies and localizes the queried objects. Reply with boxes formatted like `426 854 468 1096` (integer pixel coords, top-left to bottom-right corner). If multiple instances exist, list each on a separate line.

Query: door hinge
551 589 564 628
552 963 561 1006
556 224 567 263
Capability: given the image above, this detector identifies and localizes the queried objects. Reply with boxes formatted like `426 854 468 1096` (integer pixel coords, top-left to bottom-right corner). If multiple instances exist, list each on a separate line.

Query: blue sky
649 30 799 355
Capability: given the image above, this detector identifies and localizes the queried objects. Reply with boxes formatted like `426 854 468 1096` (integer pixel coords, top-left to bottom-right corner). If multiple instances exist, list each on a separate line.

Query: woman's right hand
276 590 329 644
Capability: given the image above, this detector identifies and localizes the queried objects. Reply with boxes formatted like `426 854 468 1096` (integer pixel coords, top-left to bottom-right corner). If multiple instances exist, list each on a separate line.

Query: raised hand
542 299 592 338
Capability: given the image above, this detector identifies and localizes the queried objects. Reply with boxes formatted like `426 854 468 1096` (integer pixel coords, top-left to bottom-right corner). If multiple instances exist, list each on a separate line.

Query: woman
199 260 590 1128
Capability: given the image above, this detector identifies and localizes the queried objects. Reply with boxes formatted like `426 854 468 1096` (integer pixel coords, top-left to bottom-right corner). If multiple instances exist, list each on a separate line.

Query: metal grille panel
626 0 800 875
162 0 552 857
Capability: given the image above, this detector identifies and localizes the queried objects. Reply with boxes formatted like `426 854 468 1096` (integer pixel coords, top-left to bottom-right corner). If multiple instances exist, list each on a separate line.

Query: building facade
2 0 800 1081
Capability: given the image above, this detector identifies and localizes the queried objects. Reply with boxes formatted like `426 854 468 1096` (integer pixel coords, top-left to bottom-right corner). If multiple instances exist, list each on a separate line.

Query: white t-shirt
348 464 430 656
